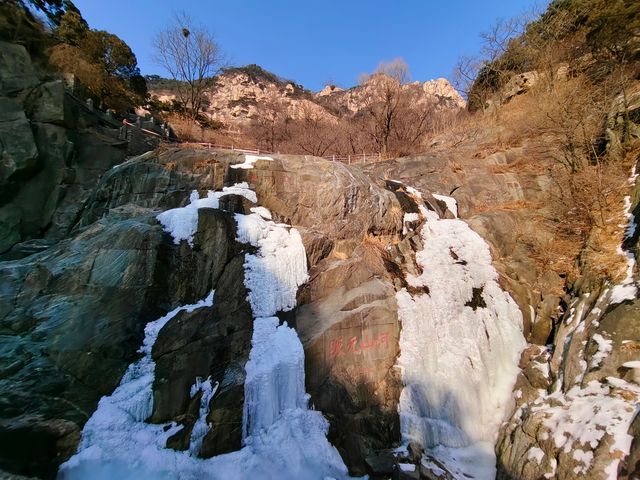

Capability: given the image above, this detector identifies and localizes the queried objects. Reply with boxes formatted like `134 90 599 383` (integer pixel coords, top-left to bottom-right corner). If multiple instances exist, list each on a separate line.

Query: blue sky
74 0 546 91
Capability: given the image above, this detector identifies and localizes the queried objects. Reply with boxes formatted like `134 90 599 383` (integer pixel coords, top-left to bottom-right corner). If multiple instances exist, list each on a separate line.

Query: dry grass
449 160 464 173
470 200 538 215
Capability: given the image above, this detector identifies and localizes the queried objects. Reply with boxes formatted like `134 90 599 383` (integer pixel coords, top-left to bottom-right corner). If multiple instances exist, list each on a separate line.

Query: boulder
297 245 402 475
24 80 66 125
0 42 38 94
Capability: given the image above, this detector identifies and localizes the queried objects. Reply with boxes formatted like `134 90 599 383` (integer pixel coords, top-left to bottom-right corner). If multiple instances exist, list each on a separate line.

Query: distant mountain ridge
144 65 465 127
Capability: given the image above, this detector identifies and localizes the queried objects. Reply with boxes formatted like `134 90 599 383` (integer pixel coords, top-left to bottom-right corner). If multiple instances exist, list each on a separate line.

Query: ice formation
235 211 308 317
156 183 257 246
59 161 349 479
189 377 218 456
396 186 526 479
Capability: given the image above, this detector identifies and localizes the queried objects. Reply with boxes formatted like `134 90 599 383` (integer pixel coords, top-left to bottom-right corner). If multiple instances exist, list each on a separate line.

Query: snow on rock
527 446 545 464
589 333 612 369
432 193 458 218
421 457 446 477
396 189 525 480
398 463 416 472
58 293 215 479
250 206 272 220
60 183 350 479
230 154 274 170
235 210 308 317
530 378 640 479
402 213 420 234
572 449 594 475
426 442 498 480
189 377 218 456
157 184 257 246
610 164 639 304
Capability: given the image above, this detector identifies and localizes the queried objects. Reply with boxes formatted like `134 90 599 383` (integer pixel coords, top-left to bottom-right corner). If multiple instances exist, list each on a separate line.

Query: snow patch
590 333 612 369
432 194 458 218
231 154 274 169
572 448 593 475
610 164 639 304
532 378 640 479
398 463 416 472
527 446 544 464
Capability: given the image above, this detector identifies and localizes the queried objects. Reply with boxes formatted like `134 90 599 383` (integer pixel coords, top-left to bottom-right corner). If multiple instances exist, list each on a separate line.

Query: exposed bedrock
2 142 637 479
0 149 412 478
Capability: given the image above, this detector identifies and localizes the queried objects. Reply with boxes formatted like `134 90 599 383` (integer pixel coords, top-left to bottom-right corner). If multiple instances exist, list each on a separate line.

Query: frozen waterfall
58 167 349 479
396 189 526 479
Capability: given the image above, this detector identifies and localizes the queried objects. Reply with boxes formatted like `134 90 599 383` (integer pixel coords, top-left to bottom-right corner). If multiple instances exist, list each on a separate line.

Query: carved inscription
324 324 395 363
328 332 390 358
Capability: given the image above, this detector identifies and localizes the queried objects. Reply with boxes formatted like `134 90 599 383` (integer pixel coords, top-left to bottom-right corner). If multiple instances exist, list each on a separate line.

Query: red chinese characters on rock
328 332 390 359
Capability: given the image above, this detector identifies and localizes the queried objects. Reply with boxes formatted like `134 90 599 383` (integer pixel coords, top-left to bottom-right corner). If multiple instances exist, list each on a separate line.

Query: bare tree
360 58 411 156
154 13 222 120
249 93 290 152
454 15 531 112
287 104 338 156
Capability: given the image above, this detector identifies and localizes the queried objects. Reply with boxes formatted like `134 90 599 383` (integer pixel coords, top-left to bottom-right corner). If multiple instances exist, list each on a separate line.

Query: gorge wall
1 34 639 480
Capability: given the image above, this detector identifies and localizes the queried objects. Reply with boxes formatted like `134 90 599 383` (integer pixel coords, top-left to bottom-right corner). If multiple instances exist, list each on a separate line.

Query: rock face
0 211 165 477
359 136 640 479
0 148 411 478
494 166 640 480
495 290 640 480
233 154 406 475
1 131 638 480
359 144 559 344
0 41 158 259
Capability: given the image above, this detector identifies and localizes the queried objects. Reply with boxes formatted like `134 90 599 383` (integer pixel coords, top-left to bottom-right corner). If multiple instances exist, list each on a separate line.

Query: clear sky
74 0 546 91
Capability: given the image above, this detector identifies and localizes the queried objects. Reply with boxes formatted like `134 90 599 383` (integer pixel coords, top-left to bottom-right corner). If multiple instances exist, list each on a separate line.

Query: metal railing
175 142 386 165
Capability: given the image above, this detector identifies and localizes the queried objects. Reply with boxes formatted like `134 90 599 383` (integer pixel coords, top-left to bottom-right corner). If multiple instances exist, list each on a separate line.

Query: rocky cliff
2 126 636 479
0 40 159 260
147 67 464 127
0 147 408 477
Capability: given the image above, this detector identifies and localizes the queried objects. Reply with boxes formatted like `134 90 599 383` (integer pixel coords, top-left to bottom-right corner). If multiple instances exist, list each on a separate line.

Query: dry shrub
515 218 581 282
169 115 251 148
360 232 399 274
542 159 631 281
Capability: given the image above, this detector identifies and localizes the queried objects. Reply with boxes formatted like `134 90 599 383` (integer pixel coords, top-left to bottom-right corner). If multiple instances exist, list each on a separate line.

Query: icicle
189 377 218 456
